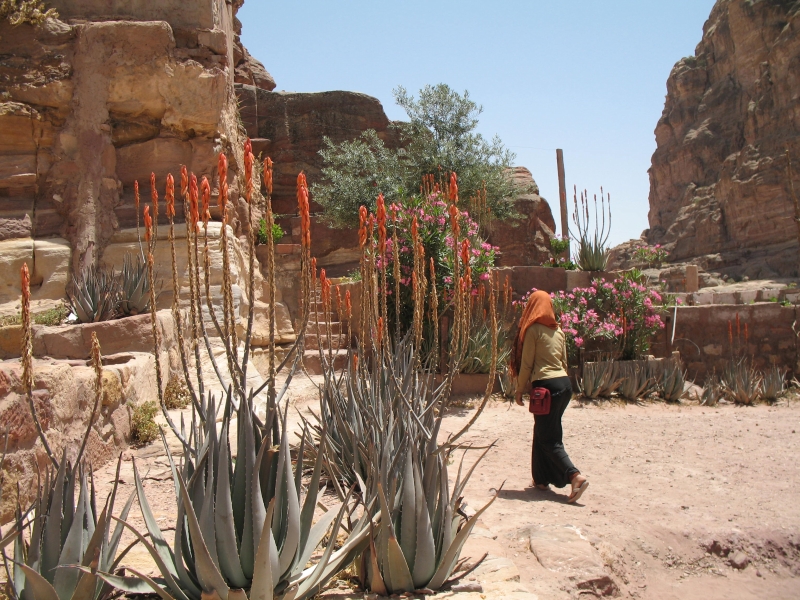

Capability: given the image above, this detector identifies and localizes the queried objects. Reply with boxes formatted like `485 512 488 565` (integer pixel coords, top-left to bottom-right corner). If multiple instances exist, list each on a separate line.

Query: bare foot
568 474 589 503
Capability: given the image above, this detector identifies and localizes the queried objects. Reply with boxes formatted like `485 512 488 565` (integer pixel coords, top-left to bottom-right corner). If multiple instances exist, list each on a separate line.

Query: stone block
712 292 737 305
736 290 759 304
692 293 713 305
197 28 227 56
758 289 782 302
235 301 296 346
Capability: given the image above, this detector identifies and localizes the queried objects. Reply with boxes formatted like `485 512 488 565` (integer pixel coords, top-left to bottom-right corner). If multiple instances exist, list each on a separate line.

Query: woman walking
511 290 589 503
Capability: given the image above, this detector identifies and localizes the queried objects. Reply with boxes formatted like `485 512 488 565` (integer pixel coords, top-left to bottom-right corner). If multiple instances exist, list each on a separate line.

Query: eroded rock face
488 167 556 267
647 0 800 278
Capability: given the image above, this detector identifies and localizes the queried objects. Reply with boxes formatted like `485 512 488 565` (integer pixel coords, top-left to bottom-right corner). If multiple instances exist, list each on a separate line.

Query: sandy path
443 397 800 599
85 376 800 599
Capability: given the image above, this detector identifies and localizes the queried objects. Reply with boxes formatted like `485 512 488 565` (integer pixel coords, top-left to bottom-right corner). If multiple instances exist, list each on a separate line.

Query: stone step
304 321 344 335
304 332 351 351
303 349 350 375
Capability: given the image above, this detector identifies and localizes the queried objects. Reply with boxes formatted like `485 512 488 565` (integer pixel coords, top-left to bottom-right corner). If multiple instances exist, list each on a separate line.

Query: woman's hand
514 392 524 406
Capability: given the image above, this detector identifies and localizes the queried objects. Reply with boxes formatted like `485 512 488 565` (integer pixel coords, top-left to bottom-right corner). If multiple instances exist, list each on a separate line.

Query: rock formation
646 0 800 279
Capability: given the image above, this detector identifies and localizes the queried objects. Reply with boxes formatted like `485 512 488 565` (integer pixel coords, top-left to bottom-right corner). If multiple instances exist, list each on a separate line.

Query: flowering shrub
633 243 669 267
383 189 499 331
518 273 667 361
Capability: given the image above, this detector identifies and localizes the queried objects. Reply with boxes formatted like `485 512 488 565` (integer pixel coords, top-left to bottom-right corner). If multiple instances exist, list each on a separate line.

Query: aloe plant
302 334 498 595
102 393 370 600
618 361 652 401
5 455 134 600
660 360 686 403
721 358 761 405
580 360 619 399
67 265 119 323
569 187 611 272
700 375 722 407
116 252 157 317
761 365 787 402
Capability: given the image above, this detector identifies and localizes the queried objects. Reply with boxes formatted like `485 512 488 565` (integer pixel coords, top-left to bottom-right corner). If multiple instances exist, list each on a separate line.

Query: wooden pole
556 149 569 259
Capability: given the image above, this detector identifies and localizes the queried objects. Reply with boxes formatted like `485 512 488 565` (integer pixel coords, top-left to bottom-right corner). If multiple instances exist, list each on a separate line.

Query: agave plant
569 187 611 272
721 358 762 405
580 360 619 399
304 334 498 595
116 252 158 317
618 361 651 402
700 374 722 407
660 360 686 403
6 456 133 600
460 317 512 375
101 392 369 600
761 365 787 402
67 265 119 323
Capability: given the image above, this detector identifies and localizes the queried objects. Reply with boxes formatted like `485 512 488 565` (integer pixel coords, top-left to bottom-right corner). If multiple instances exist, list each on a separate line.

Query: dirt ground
51 378 800 599
445 395 800 599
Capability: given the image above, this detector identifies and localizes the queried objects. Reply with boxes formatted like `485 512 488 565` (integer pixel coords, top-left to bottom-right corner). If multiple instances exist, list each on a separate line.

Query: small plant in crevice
257 217 285 245
130 400 159 445
163 376 191 409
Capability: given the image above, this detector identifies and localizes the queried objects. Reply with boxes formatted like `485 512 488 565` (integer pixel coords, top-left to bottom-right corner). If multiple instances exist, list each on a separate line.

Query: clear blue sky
239 0 717 247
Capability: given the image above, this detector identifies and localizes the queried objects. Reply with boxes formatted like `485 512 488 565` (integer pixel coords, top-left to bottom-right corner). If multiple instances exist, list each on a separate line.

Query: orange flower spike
134 180 140 212
449 172 458 203
150 172 159 224
188 175 199 227
449 203 460 238
218 153 228 213
165 173 175 219
335 285 342 316
320 269 329 305
353 353 359 372
264 157 273 195
411 215 419 244
144 205 152 242
180 166 188 198
460 238 471 267
198 176 210 224
376 193 387 255
345 289 352 320
297 172 311 248
21 262 30 303
244 139 254 203
359 205 368 248
311 257 317 280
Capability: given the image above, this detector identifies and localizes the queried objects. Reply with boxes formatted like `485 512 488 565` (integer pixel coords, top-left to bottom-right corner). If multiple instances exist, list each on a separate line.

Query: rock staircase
302 289 352 375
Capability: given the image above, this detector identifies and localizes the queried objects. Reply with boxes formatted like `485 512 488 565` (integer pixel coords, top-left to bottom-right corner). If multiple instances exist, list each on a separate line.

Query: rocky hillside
646 0 800 279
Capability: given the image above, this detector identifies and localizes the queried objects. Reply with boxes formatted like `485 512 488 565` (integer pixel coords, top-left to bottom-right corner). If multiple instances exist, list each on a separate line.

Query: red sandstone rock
647 0 800 278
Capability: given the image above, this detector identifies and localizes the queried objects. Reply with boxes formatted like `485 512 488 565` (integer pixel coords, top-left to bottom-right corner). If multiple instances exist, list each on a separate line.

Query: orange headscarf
509 290 559 377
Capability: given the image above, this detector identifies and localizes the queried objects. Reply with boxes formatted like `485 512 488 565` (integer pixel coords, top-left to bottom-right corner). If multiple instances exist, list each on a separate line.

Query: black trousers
531 376 579 488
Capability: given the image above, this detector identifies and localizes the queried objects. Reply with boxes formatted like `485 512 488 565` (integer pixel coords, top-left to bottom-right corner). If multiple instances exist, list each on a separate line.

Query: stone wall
651 303 798 383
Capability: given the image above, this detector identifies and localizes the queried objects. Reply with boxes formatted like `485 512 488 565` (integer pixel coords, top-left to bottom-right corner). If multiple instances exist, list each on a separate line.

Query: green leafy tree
313 129 406 227
312 84 520 227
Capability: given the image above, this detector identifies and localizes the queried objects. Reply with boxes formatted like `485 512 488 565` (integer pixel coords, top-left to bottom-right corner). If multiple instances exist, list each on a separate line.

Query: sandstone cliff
647 0 800 279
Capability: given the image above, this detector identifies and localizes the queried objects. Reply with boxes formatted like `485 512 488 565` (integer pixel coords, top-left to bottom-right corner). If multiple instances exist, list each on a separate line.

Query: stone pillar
685 265 699 293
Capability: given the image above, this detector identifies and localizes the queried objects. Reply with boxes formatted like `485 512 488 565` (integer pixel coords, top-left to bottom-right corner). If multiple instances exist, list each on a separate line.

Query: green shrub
131 401 160 445
312 84 521 228
256 218 285 245
33 303 70 326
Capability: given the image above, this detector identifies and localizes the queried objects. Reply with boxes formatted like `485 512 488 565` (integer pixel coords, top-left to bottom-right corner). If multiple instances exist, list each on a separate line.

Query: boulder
0 237 71 305
487 167 557 267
